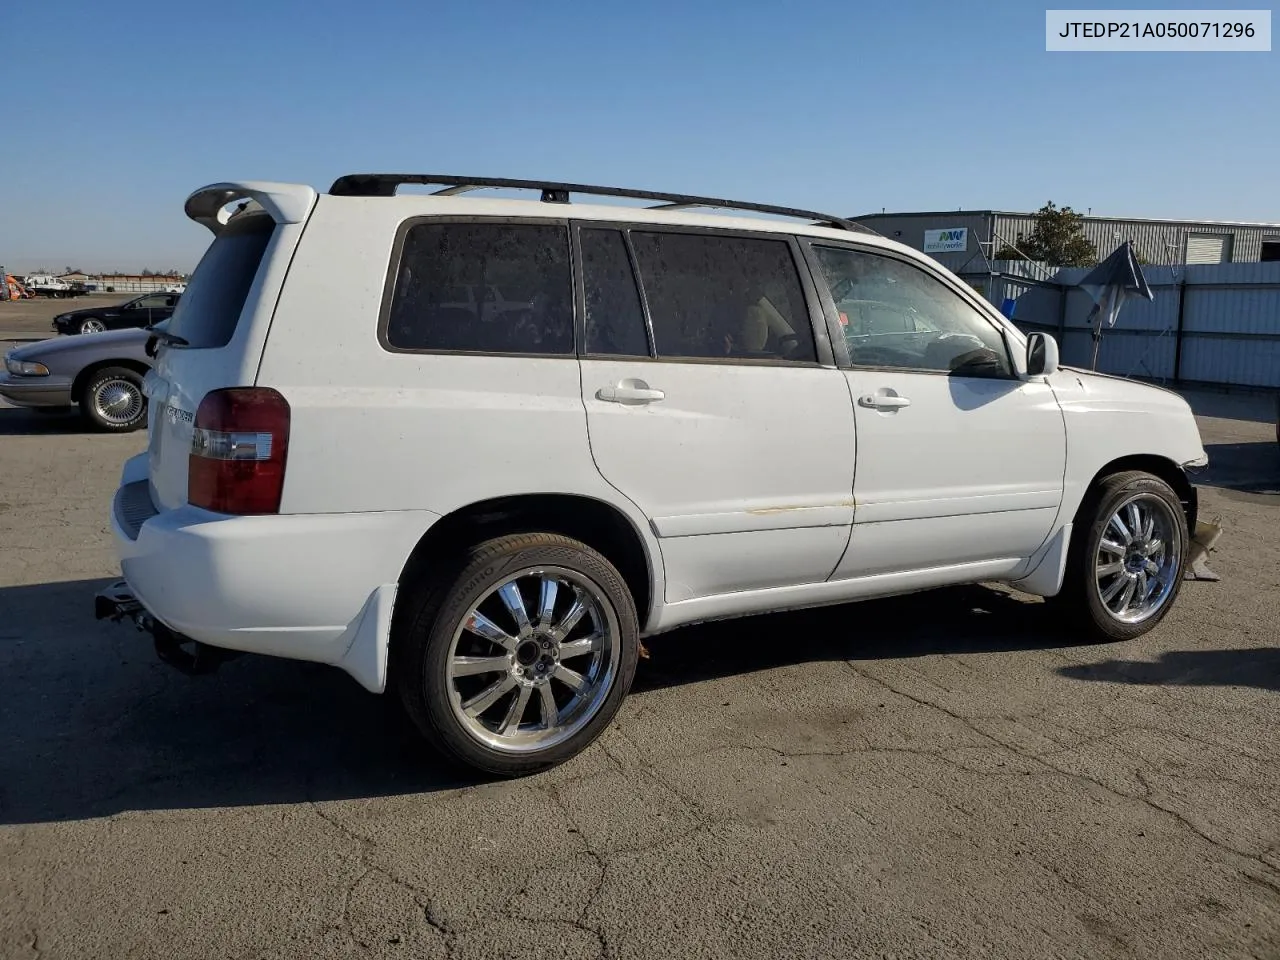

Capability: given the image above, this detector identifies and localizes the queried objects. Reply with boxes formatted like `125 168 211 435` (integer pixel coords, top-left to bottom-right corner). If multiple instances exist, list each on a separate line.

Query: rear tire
80 367 147 433
1056 471 1188 642
393 533 639 777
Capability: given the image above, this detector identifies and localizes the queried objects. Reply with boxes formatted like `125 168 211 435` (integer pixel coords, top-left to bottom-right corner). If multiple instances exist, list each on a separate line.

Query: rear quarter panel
254 196 664 595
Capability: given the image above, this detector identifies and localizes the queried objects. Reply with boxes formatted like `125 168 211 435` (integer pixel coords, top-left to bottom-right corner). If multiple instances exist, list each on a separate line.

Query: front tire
80 367 147 433
78 317 106 334
1058 471 1188 641
394 533 639 776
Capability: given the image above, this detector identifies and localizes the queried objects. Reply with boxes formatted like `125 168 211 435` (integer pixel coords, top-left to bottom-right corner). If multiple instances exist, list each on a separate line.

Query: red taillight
188 388 290 515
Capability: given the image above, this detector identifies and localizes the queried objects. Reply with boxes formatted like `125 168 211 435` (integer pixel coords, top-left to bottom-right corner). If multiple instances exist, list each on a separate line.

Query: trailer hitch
94 580 240 676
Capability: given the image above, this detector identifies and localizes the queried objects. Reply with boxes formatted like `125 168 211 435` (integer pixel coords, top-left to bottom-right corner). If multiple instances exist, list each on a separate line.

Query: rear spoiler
184 181 318 236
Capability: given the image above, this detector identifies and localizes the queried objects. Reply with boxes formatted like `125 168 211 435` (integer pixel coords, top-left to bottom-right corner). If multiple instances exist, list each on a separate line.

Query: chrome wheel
1094 493 1183 624
80 318 105 334
445 565 620 754
92 378 144 426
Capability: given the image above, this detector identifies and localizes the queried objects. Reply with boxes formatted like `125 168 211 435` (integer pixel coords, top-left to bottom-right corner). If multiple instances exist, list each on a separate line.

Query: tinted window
137 295 172 309
814 246 1012 377
630 232 816 362
167 214 275 349
387 223 573 354
581 229 649 357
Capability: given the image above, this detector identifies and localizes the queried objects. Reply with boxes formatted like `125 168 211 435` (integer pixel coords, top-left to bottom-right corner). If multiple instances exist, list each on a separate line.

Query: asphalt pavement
1 387 1278 960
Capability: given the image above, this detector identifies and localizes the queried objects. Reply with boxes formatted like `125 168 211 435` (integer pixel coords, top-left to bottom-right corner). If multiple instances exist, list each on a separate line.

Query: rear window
167 213 275 349
385 222 574 355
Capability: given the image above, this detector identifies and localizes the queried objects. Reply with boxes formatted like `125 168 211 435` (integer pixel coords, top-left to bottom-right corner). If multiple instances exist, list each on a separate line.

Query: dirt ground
1 385 1278 960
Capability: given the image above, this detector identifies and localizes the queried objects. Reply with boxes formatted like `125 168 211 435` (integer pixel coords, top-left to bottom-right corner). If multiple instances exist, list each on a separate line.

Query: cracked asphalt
1 385 1278 960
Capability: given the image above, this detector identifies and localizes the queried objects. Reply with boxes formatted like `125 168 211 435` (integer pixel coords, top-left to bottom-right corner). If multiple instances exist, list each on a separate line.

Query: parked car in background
1 328 151 431
52 292 180 335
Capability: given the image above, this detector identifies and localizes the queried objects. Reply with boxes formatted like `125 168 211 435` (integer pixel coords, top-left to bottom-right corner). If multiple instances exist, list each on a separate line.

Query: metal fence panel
1181 336 1280 387
998 261 1280 389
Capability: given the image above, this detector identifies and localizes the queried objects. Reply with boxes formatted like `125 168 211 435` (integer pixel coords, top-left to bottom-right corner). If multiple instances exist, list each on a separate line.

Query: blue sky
2 0 1276 271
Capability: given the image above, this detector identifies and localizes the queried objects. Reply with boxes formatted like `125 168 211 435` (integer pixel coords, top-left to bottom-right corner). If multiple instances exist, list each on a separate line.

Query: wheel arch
392 493 658 638
1082 454 1197 532
71 359 151 404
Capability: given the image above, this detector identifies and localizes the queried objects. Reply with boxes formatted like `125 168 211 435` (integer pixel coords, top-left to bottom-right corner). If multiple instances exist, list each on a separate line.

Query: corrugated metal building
854 209 1280 274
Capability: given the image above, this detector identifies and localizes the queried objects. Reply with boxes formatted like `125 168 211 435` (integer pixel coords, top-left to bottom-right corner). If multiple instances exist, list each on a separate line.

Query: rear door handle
858 393 911 410
597 379 665 405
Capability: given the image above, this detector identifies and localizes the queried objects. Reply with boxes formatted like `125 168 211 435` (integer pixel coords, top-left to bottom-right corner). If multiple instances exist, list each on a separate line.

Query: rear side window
387 222 574 355
629 232 816 363
167 213 275 349
581 228 650 357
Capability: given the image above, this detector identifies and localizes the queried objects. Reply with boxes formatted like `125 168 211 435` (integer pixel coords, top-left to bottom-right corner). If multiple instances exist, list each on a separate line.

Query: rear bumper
0 374 73 408
107 459 440 692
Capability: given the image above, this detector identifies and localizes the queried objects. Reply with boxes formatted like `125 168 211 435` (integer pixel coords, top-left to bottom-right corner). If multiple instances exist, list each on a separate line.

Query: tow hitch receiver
94 580 240 676
95 581 142 622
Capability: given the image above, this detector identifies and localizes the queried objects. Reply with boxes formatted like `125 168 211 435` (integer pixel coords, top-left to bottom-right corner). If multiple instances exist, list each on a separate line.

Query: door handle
597 379 665 405
858 393 911 410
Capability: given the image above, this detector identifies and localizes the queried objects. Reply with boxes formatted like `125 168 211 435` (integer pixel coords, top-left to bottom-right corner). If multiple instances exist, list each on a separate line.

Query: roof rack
327 174 877 234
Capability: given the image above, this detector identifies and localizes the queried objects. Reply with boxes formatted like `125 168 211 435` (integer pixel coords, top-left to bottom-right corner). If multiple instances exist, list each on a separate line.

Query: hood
1057 365 1192 412
1050 366 1207 467
52 304 121 321
1059 365 1190 405
9 327 150 361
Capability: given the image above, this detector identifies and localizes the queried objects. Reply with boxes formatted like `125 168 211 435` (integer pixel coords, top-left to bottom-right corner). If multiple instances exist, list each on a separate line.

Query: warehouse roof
854 209 1280 230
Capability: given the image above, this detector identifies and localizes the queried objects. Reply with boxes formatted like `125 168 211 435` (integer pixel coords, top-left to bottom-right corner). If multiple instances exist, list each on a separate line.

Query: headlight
4 357 50 376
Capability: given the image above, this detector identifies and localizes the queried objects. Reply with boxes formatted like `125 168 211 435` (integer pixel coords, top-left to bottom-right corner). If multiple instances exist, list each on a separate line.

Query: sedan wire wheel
1094 493 1183 624
446 565 619 754
92 378 144 426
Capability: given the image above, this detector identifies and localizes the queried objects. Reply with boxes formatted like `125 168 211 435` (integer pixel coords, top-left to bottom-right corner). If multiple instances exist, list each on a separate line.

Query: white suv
97 174 1211 775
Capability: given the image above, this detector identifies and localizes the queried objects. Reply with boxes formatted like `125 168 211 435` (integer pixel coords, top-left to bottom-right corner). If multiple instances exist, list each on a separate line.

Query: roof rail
327 174 877 234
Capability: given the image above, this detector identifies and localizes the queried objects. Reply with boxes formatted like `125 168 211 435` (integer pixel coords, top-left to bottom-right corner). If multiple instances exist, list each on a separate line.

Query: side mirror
1026 332 1059 377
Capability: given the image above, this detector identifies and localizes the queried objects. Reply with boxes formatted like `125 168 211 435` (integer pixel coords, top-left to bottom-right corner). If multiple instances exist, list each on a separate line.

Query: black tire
393 533 639 777
80 367 147 433
78 317 106 334
1056 471 1188 642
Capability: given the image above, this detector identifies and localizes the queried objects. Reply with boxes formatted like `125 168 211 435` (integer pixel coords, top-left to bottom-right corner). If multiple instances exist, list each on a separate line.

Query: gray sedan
0 328 151 432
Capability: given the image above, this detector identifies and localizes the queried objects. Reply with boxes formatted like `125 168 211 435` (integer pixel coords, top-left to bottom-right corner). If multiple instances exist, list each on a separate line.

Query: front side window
813 246 1012 377
629 231 816 363
387 223 574 354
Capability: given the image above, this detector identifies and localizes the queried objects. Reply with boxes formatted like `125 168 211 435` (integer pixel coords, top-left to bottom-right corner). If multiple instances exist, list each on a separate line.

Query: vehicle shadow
1198 441 1280 496
1181 388 1277 426
0 577 1076 826
0 406 88 436
1057 648 1280 693
634 583 1075 693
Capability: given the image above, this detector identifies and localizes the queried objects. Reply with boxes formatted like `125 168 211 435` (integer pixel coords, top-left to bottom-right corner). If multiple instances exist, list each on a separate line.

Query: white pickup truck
24 275 86 299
